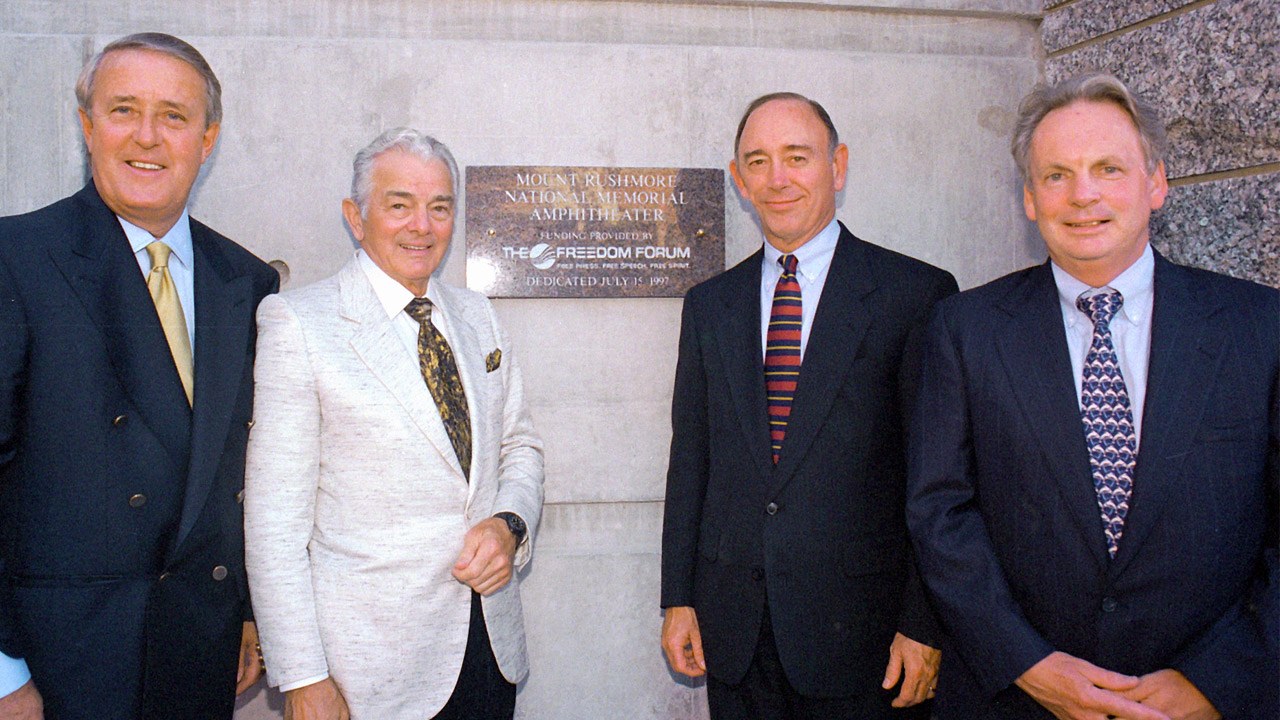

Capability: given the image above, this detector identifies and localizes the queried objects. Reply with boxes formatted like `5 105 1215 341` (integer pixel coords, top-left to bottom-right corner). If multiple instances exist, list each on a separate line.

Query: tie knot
778 254 798 275
405 297 433 323
146 241 172 269
1077 290 1123 327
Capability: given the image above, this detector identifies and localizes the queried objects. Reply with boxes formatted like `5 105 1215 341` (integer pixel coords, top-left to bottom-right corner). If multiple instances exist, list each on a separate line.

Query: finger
687 624 706 672
1079 662 1141 692
882 649 904 690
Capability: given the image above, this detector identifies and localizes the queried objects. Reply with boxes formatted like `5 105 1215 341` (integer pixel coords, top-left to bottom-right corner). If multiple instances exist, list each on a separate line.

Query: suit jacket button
246 419 255 430
766 502 778 515
128 493 147 508
212 565 228 581
1101 596 1118 613
112 414 128 426
236 489 246 504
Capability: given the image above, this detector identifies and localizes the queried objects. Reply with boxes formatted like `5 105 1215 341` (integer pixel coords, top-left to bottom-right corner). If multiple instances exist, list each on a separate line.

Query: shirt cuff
278 672 330 693
0 651 31 698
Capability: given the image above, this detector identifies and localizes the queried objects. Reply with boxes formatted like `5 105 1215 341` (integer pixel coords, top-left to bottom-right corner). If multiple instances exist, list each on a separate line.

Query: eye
748 158 765 167
430 204 453 219
110 105 134 116
165 111 185 123
1102 165 1121 174
787 155 808 166
1045 172 1064 182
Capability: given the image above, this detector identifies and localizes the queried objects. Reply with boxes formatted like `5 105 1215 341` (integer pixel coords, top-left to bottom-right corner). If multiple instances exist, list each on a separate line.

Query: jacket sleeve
484 301 545 569
660 291 711 609
242 294 331 689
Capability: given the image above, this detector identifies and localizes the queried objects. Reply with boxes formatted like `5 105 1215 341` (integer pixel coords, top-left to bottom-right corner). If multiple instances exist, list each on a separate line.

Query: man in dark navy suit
0 33 277 719
907 72 1277 719
660 92 957 719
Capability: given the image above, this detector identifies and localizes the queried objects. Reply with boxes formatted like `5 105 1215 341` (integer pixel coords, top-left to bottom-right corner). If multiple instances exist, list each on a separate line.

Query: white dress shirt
1051 243 1155 446
759 219 840 361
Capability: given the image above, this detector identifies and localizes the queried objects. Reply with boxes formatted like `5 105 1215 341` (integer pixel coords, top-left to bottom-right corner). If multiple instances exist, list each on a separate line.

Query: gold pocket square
486 349 502 372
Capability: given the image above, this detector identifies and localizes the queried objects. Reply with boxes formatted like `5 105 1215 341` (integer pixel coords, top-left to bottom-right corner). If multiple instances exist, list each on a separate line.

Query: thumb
454 532 479 570
882 646 904 689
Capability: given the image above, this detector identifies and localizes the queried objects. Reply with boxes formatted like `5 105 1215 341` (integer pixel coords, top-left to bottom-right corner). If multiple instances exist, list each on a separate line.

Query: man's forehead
739 99 829 152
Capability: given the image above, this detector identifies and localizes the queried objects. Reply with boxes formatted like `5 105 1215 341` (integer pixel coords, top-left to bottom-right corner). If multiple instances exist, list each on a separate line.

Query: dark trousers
432 591 516 720
706 605 932 720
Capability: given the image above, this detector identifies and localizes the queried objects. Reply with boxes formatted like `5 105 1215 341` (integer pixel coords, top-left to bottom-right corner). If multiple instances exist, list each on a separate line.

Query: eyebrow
741 143 816 158
103 95 193 111
384 190 455 204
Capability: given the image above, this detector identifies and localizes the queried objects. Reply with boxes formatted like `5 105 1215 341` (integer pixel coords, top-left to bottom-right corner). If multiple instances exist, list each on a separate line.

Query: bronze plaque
465 166 725 298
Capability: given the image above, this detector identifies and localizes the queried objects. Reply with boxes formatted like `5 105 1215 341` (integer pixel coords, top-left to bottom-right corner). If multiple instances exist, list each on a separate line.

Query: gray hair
1011 71 1167 184
350 128 459 215
75 32 223 128
734 92 840 158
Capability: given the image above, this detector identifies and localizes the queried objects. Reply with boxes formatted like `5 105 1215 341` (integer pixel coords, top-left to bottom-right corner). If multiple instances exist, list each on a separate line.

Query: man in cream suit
244 128 544 720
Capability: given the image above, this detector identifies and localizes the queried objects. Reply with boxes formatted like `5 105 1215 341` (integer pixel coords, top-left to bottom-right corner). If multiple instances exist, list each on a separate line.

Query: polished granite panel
1046 0 1280 178
1042 0 1198 53
1152 173 1279 288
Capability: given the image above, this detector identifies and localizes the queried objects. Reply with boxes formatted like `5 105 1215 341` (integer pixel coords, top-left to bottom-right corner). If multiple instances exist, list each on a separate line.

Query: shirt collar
120 210 194 272
1052 243 1154 327
357 249 443 320
761 218 840 282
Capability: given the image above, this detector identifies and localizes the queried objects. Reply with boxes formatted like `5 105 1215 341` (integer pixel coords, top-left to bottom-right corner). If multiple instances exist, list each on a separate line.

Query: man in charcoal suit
661 92 958 719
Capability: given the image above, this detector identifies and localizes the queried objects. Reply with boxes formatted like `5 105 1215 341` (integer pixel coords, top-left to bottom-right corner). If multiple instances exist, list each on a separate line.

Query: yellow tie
145 241 194 405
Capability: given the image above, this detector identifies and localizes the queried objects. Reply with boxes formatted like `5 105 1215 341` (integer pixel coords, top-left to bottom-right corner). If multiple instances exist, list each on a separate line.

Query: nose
1068 175 1100 206
407 206 432 234
766 160 789 189
133 112 160 147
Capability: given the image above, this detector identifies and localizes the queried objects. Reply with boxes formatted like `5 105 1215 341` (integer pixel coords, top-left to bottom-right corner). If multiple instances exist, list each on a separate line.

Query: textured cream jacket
244 256 544 718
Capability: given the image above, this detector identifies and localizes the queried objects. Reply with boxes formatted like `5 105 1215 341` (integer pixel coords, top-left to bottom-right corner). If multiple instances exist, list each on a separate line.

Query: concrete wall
1041 0 1279 288
0 1 1042 717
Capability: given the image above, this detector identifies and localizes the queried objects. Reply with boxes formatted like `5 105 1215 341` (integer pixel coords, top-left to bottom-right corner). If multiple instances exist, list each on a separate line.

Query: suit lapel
768 228 873 492
432 284 485 505
713 251 774 481
48 185 191 466
1111 255 1221 572
341 260 466 480
173 221 255 550
994 263 1110 571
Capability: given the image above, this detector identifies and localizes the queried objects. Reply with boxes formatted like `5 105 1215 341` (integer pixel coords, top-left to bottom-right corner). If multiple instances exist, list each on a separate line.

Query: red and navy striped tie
765 254 802 465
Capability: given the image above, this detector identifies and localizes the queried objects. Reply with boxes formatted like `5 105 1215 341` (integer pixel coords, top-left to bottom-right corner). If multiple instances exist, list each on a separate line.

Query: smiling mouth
400 242 432 251
1065 220 1109 228
127 161 164 170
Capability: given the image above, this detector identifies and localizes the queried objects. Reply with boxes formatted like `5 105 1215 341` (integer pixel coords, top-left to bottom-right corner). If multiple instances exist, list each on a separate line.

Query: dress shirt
759 219 840 361
1051 243 1154 446
0 653 31 699
122 212 197 350
278 250 456 694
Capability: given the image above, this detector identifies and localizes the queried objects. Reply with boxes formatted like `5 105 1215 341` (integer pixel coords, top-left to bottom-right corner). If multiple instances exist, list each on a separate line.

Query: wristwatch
493 512 527 543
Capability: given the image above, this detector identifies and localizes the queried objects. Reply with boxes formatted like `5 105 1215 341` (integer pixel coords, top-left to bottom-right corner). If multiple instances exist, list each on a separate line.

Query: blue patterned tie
1077 290 1137 558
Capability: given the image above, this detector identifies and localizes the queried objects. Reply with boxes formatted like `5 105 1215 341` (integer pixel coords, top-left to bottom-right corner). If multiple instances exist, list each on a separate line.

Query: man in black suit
0 33 277 719
660 92 957 719
906 72 1277 719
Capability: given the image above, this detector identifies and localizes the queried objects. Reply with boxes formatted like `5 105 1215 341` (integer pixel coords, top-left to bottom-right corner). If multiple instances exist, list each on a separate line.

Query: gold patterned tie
405 298 471 480
145 241 193 405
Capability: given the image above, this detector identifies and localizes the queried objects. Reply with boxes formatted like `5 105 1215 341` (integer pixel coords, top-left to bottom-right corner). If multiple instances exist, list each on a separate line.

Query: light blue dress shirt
1051 243 1155 446
759 219 840 362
